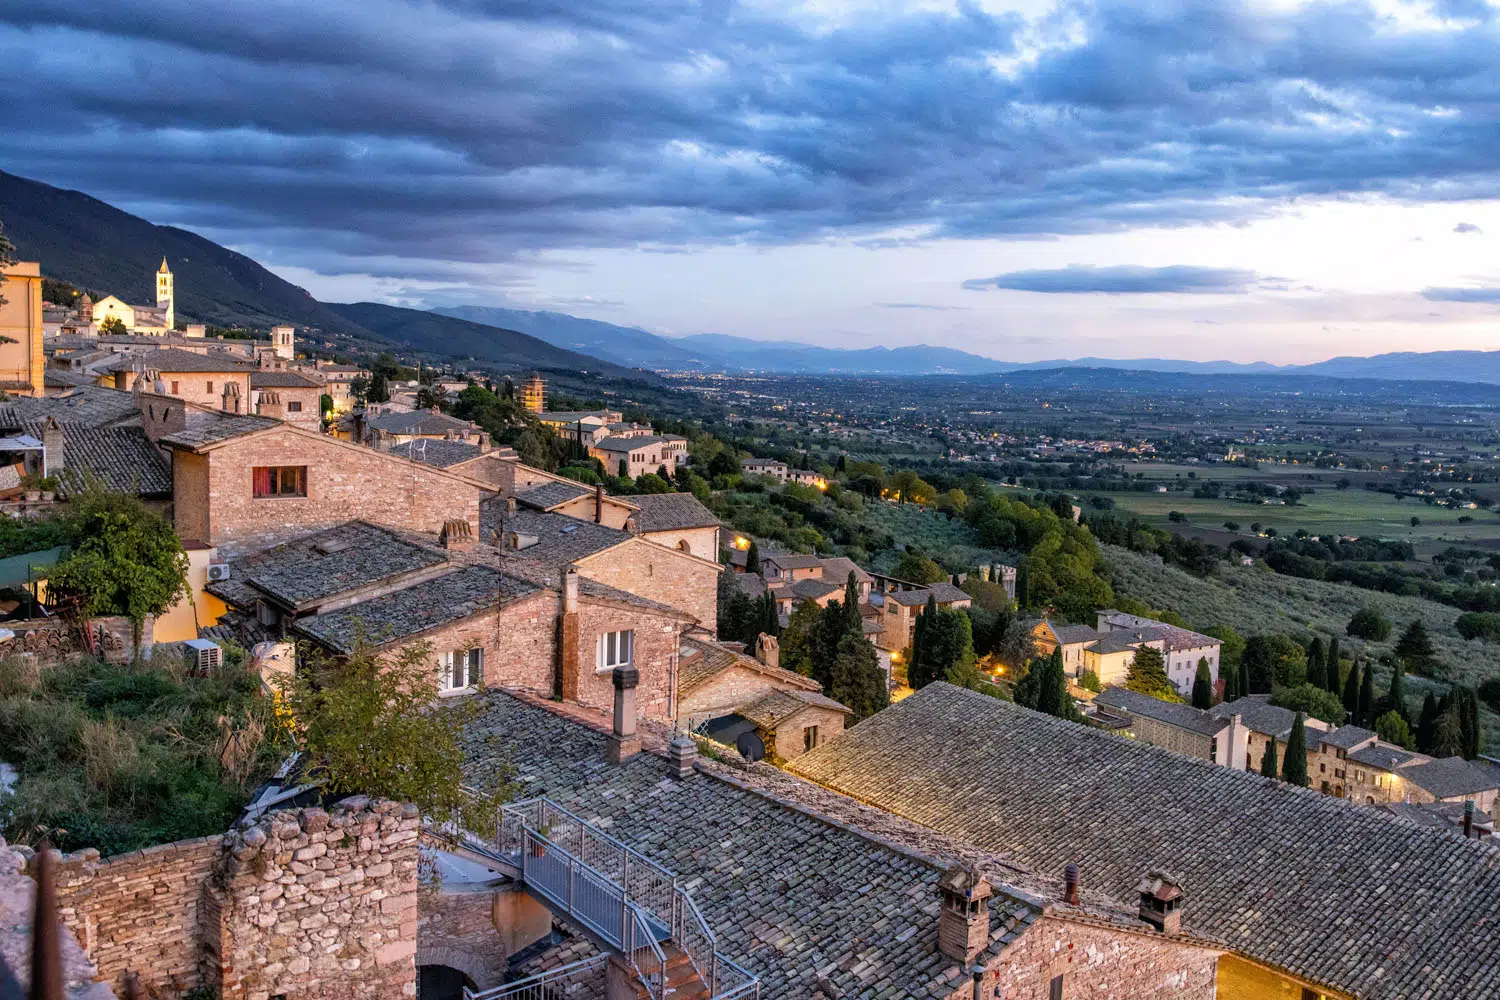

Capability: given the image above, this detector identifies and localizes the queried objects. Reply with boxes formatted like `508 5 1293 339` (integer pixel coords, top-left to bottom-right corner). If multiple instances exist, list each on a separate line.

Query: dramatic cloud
964 265 1257 295
1423 286 1500 303
2 0 1500 291
1455 222 1485 234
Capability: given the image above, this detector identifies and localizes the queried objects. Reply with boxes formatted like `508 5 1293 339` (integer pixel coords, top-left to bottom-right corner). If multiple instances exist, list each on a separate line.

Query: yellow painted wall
153 546 227 643
0 262 45 396
1218 953 1342 1000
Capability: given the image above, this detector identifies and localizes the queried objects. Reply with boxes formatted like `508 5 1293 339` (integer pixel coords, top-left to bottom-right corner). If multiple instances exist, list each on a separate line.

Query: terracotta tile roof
364 409 477 435
737 688 852 728
2 386 140 426
456 691 1045 1000
1348 743 1426 771
1097 612 1220 653
677 635 820 697
1318 725 1378 750
626 492 721 532
788 682 1500 1000
1043 623 1105 646
591 435 670 453
292 565 542 653
1208 696 1306 741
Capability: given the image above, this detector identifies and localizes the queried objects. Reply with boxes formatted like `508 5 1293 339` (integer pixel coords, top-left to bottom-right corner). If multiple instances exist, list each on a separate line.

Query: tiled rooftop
1045 623 1104 645
1400 756 1500 800
1318 725 1377 750
455 692 1044 1000
386 439 484 468
158 413 279 450
222 521 449 610
1093 686 1228 738
513 480 591 510
1208 695 1308 740
365 409 477 435
887 582 970 606
103 347 257 373
39 424 172 498
480 503 629 568
738 688 852 729
626 492 721 532
292 565 541 653
678 635 821 698
788 682 1500 1000
1 386 140 427
1098 611 1220 653
249 371 322 388
591 435 671 453
1348 742 1425 771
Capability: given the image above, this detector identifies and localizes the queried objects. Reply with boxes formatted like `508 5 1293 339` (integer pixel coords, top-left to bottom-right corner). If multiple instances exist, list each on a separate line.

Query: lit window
597 630 634 672
440 648 483 692
252 466 307 498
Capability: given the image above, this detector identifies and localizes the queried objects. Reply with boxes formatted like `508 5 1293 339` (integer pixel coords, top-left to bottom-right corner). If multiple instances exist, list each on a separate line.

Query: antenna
735 730 765 763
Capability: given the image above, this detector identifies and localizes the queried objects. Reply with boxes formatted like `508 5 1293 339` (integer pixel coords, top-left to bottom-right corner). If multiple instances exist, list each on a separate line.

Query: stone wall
966 914 1220 1000
1128 715 1214 762
47 836 223 998
571 599 680 718
578 537 719 634
766 704 846 762
679 662 814 724
206 798 420 1000
190 427 484 557
415 887 510 992
386 590 559 698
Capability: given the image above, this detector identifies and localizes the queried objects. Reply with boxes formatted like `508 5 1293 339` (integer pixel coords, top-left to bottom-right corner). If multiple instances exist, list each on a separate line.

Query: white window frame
596 630 634 673
440 647 483 694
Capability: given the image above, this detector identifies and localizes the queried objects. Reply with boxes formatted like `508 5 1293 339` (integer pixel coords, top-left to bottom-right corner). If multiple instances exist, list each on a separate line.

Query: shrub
1347 607 1392 641
1455 612 1500 642
1269 683 1348 726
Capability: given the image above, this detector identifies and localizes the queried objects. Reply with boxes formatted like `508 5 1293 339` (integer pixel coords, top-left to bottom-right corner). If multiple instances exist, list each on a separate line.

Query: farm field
1104 544 1500 744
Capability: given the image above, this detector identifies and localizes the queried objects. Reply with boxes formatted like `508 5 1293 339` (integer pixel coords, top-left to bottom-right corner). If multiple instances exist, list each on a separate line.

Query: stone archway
417 945 501 994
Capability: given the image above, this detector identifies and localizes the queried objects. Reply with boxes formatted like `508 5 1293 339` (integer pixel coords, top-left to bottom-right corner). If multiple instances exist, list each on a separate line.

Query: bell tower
155 257 174 329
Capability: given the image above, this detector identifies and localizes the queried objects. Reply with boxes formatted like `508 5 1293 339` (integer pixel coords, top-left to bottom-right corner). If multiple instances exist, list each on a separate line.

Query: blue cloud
964 265 1257 295
1454 222 1484 234
1423 287 1500 303
0 0 1498 282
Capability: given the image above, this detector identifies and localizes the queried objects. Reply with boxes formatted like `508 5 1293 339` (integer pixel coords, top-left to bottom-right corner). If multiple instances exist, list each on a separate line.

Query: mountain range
7 167 1500 385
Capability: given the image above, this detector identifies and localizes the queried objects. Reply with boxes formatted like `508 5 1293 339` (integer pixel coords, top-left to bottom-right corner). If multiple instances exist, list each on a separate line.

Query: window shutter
469 648 483 685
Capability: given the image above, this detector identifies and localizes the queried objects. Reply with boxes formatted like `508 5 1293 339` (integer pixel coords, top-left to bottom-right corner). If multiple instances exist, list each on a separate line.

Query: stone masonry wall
961 915 1219 1000
679 663 810 723
386 591 560 699
572 599 680 718
202 427 483 557
1130 714 1214 762
767 705 846 762
416 888 509 992
47 836 223 998
206 798 419 1000
578 537 718 633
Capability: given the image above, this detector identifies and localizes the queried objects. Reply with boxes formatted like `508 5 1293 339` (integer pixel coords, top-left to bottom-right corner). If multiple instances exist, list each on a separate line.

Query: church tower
156 257 174 329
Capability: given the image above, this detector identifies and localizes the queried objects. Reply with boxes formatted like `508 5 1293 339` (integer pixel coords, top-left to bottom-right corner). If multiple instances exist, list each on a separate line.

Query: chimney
755 633 780 670
1063 863 1080 906
563 565 579 614
668 729 697 779
624 514 639 535
478 431 490 452
606 665 641 764
506 495 518 514
558 566 581 703
1465 799 1476 839
42 417 64 476
595 483 604 524
1136 871 1184 935
440 519 474 552
257 390 284 421
936 866 992 964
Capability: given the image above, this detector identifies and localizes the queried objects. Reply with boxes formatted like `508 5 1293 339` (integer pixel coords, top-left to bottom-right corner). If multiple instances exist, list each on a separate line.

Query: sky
4 0 1500 363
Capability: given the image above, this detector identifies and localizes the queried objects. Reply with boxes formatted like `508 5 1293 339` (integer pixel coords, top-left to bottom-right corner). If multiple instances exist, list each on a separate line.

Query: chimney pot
440 519 474 551
606 665 641 764
1063 863 1080 906
563 565 579 613
668 730 697 779
1136 871 1184 935
755 633 780 670
506 495 518 514
936 866 992 964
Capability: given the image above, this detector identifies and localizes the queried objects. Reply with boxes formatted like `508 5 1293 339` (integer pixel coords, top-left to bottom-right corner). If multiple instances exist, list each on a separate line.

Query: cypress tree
1394 620 1435 673
1432 707 1465 758
1222 657 1238 703
1191 658 1213 710
1357 660 1375 727
1260 737 1279 779
1452 685 1481 759
762 592 780 639
1342 656 1361 719
1037 647 1067 717
1282 712 1309 787
842 572 861 635
1237 660 1250 704
1015 561 1030 610
1324 637 1343 694
1384 662 1409 724
1416 692 1440 754
1305 637 1326 691
745 539 762 575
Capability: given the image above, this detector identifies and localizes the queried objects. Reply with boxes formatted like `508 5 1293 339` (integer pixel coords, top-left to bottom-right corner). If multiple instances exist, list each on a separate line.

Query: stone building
100 347 258 412
1093 686 1247 765
250 370 324 431
358 406 488 450
589 434 680 478
0 260 46 396
623 491 722 558
1097 610 1222 694
1209 695 1332 775
878 581 971 652
788 681 1500 1000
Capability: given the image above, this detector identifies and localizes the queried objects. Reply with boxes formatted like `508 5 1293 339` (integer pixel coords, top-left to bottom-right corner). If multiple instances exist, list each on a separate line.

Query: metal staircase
461 798 759 1000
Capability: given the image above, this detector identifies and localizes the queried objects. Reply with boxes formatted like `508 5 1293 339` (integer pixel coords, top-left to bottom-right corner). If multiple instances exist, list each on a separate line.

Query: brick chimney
257 390 284 421
440 519 473 552
1136 871 1184 934
594 483 604 524
1063 863 1080 906
606 665 641 764
937 866 992 963
41 417 64 476
668 729 697 779
755 633 780 670
558 566 581 703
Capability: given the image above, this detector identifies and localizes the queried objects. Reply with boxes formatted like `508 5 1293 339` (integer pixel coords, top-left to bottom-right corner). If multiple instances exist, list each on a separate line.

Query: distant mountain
1001 357 1285 375
967 367 1500 403
0 169 362 333
669 334 1006 374
1294 351 1500 385
432 305 710 369
326 302 656 382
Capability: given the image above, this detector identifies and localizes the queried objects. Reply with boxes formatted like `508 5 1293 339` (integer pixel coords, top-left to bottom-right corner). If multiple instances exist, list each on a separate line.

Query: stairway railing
464 955 606 1000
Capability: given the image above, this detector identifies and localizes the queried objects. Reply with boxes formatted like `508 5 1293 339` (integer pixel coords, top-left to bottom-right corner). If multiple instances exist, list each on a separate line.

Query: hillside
433 305 709 369
0 170 363 333
671 334 1007 374
1296 350 1500 384
325 302 657 382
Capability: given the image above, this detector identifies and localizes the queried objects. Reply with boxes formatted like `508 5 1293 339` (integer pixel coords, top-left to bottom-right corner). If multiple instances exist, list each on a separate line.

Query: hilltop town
2 251 1500 1000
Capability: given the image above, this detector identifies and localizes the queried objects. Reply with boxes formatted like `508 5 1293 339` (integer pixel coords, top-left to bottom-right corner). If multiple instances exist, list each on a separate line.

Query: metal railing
464 955 607 1000
494 797 760 1000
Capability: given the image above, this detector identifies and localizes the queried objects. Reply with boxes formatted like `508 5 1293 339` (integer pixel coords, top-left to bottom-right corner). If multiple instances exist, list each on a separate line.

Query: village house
740 456 790 480
1093 686 1249 766
1310 725 1500 809
588 434 679 478
249 370 323 431
534 408 623 443
1097 610 1222 693
99 347 259 413
1209 695 1332 773
622 491 722 558
0 261 46 397
1032 619 1108 680
1032 613 1221 695
788 681 1500 1000
879 581 971 652
357 406 489 451
312 361 369 413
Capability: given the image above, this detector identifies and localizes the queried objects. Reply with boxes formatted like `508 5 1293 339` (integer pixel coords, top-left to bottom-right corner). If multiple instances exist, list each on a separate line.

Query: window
169 381 179 394
1049 974 1065 1000
206 381 214 393
287 401 303 413
597 630 633 672
440 648 483 692
252 466 307 498
804 725 820 751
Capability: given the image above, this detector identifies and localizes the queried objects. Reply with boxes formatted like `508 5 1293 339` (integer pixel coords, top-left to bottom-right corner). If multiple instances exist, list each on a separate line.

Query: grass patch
0 651 286 854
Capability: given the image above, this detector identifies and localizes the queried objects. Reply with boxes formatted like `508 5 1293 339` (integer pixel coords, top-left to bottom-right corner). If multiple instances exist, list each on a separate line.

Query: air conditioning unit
184 639 222 675
206 563 231 581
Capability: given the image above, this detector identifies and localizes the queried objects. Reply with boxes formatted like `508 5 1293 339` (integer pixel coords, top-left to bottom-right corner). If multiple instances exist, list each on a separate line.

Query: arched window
677 539 692 555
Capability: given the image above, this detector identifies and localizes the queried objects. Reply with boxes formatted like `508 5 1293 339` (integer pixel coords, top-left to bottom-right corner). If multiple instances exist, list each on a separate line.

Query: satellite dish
736 731 765 763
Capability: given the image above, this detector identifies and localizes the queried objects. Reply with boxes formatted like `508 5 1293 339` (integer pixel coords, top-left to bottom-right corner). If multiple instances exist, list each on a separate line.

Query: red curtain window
253 466 307 498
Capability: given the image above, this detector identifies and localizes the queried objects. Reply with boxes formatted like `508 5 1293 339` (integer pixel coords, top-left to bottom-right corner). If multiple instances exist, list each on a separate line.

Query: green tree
1324 637 1343 694
779 599 824 678
827 632 888 721
1451 686 1482 759
1126 646 1180 701
97 314 127 336
892 551 947 585
1374 710 1414 750
916 607 978 689
1237 660 1249 703
1191 658 1213 710
1357 660 1375 727
1416 692 1441 754
1431 707 1465 758
47 480 190 656
1394 620 1436 674
1305 637 1326 690
1203 625 1245 674
1269 683 1347 726
744 538 762 575
905 594 937 689
716 574 756 643
1222 654 1240 702
1036 647 1069 718
283 639 509 830
1242 635 1305 693
1259 737 1279 779
1342 656 1362 718
1282 712 1309 787
1455 612 1500 642
1346 607 1392 641
1382 662 1410 723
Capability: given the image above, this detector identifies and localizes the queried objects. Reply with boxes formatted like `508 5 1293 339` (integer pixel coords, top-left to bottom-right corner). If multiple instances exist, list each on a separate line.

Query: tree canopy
1125 646 1179 702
